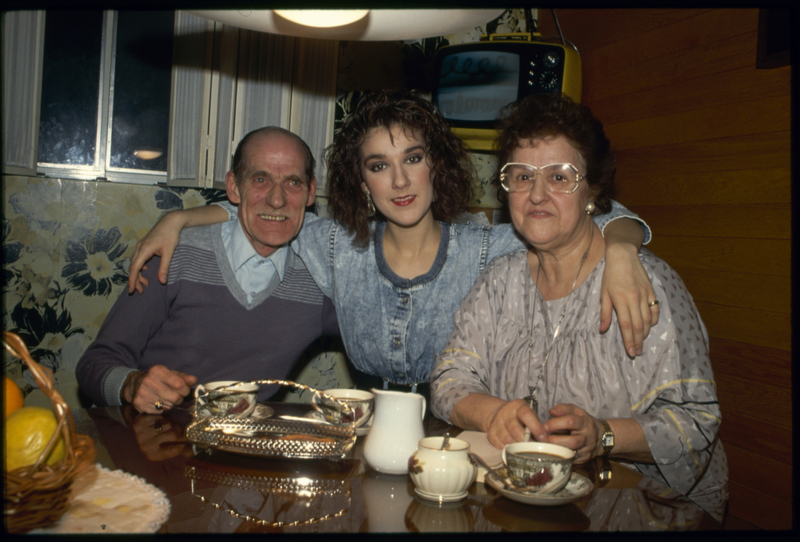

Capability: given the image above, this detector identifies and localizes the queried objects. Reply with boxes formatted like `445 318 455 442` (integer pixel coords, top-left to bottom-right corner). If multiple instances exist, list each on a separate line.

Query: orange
5 376 24 418
5 406 66 472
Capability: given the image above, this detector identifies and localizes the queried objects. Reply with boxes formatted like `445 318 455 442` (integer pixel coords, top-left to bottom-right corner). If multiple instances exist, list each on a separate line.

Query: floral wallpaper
2 176 349 410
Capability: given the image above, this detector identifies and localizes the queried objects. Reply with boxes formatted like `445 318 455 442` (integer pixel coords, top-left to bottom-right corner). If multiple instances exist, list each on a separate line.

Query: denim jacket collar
373 221 451 289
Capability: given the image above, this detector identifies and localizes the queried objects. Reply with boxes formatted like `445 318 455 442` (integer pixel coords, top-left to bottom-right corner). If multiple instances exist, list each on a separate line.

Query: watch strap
600 419 614 458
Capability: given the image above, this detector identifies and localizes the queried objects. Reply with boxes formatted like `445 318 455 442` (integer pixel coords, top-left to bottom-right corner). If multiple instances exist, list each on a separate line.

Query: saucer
305 410 372 436
485 468 593 506
414 487 469 503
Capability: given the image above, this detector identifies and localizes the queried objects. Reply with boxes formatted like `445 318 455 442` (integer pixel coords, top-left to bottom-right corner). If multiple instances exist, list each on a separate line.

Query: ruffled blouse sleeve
622 255 721 496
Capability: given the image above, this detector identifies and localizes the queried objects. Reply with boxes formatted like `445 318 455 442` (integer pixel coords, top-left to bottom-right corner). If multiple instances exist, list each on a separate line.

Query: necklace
525 230 594 414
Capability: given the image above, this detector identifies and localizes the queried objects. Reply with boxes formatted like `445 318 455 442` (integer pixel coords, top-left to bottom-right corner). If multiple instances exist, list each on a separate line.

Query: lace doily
29 465 171 533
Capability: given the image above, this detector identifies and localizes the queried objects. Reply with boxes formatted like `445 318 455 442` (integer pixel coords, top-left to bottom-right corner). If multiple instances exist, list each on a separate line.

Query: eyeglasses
499 163 585 194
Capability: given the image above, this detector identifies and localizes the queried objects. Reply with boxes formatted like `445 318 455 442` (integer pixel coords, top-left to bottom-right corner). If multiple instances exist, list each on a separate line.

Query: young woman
128 91 658 400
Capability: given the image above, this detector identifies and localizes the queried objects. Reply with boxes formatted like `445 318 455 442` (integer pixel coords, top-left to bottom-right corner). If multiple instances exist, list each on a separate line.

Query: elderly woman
430 94 727 520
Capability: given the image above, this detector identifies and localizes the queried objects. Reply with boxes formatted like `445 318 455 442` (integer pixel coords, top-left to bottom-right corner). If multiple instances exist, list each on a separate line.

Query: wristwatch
600 420 615 458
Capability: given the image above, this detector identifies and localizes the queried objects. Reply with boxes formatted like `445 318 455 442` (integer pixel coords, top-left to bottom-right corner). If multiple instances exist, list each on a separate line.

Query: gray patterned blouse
430 249 728 521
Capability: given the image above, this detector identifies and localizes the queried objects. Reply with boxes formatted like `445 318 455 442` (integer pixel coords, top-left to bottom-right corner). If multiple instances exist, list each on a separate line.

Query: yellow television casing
432 34 582 152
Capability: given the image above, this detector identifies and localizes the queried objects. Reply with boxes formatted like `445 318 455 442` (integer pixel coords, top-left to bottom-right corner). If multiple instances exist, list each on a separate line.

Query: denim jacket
219 200 649 385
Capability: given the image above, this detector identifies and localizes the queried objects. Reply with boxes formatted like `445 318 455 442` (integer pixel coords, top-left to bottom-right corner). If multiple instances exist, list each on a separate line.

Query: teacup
501 442 576 494
408 436 477 502
194 380 258 418
312 389 374 429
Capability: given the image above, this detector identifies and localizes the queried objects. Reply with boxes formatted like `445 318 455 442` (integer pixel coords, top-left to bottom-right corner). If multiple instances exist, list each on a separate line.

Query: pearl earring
585 201 596 215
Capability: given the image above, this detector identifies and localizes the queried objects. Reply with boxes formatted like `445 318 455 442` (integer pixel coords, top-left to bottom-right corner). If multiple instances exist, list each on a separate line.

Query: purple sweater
76 224 339 405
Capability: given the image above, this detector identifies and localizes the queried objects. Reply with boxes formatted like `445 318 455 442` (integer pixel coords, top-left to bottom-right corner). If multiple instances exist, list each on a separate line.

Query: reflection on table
72 403 725 533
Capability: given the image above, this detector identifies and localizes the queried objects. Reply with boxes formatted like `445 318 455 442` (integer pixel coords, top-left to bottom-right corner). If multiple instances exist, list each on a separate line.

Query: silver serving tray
185 380 357 460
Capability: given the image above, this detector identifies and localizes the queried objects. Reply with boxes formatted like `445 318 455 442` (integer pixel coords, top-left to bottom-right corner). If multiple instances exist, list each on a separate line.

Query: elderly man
76 127 338 413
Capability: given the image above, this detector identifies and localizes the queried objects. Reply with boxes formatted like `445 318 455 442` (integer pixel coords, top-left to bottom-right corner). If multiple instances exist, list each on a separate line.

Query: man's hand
599 242 659 357
122 365 197 414
130 414 192 462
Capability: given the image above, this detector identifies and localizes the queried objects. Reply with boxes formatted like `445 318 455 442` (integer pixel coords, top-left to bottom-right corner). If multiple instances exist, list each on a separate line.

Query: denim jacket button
393 337 401 346
401 296 409 306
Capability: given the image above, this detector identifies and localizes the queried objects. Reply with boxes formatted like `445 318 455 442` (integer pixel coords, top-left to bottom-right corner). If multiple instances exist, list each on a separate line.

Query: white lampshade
188 9 505 41
274 10 369 29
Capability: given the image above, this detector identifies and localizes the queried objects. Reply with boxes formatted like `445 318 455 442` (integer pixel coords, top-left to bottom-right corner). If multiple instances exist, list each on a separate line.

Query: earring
366 192 376 218
585 201 596 215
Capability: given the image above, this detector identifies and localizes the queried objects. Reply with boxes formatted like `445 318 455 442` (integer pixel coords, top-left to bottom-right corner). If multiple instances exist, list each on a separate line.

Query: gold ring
648 300 659 307
154 400 163 410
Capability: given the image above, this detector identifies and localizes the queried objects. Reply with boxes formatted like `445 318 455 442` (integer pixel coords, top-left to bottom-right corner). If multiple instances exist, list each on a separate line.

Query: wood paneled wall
539 8 791 530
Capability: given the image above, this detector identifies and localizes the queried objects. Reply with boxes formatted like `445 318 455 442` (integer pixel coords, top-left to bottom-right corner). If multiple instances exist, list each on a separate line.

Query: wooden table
73 403 724 533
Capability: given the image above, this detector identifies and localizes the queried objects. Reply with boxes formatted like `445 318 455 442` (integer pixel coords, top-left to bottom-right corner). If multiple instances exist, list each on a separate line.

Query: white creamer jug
362 389 426 474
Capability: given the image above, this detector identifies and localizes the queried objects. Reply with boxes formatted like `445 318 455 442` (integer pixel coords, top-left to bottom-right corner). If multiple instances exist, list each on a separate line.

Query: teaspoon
440 427 452 450
468 452 515 491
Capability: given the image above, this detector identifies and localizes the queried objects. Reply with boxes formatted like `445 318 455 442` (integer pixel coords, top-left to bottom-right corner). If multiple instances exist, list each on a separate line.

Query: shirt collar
222 219 288 282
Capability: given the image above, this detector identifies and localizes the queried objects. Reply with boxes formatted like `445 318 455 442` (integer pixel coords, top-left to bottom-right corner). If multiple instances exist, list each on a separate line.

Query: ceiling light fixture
189 10 505 41
273 10 369 28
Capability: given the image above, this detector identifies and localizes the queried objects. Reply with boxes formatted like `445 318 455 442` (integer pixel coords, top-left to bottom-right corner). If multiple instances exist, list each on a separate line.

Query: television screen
436 51 520 123
431 39 581 150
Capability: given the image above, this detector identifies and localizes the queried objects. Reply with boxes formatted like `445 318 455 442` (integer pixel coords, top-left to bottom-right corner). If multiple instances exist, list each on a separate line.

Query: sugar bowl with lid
408 436 477 502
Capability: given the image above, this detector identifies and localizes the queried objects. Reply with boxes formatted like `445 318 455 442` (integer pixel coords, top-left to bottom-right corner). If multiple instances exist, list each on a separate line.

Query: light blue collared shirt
221 219 288 304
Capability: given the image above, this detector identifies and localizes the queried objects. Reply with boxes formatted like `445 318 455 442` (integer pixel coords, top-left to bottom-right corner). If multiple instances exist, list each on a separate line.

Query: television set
431 34 582 151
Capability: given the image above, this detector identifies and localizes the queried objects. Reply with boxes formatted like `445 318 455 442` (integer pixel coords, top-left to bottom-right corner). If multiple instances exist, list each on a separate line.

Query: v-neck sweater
76 223 339 406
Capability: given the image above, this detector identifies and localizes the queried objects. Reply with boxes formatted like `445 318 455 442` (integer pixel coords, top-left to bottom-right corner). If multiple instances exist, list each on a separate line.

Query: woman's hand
542 403 604 464
127 205 230 294
450 394 548 449
484 399 548 449
127 211 185 294
600 241 659 357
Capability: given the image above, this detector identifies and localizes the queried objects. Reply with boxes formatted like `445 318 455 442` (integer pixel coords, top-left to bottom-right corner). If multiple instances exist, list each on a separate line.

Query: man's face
226 133 316 257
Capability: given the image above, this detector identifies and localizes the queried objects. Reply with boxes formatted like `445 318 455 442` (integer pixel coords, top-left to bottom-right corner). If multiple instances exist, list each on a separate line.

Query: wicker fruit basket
3 331 96 534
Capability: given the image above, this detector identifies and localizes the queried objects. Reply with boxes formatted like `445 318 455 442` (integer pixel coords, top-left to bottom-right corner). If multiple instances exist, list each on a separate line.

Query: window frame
34 11 173 185
2 10 338 192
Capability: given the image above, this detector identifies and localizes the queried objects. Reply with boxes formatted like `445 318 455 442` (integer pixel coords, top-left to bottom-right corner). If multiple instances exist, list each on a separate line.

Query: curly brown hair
325 90 475 248
494 94 616 214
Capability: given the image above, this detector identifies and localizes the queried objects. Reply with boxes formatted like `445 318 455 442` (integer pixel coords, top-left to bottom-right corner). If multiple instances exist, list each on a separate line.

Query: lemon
5 406 66 472
5 376 24 418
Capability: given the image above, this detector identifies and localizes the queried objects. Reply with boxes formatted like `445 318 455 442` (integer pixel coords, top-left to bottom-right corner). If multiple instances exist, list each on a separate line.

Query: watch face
602 433 614 447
